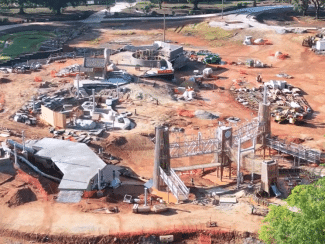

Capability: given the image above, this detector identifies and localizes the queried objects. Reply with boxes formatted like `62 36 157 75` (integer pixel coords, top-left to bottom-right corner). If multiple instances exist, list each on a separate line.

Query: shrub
172 10 175 16
0 17 8 23
237 2 243 8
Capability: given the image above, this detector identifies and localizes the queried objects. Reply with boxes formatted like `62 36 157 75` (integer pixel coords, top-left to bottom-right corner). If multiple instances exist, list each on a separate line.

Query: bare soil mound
6 187 37 208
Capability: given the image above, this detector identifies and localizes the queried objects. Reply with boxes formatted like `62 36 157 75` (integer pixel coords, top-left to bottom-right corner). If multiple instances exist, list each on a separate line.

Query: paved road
99 5 293 22
0 4 293 32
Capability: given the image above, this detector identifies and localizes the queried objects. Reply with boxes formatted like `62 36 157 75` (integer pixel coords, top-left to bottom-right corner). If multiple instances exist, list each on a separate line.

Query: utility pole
222 0 224 19
92 89 95 113
77 72 80 100
237 138 241 189
163 13 166 42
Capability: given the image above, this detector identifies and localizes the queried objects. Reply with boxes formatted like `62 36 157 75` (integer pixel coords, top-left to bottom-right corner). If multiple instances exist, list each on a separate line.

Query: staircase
159 167 189 201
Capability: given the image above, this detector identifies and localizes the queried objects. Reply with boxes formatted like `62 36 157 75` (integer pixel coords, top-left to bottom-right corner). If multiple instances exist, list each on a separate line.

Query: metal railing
159 167 189 201
233 118 261 146
169 137 220 158
267 138 321 164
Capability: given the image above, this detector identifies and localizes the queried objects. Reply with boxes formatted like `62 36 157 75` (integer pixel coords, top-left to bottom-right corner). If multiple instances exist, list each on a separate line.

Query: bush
237 2 243 8
243 2 248 7
188 10 194 15
151 10 157 16
113 12 119 17
179 5 188 9
0 18 8 23
172 10 175 16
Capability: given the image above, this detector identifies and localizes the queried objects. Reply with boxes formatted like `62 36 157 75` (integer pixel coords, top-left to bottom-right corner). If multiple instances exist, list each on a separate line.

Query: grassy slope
0 31 56 59
178 22 233 41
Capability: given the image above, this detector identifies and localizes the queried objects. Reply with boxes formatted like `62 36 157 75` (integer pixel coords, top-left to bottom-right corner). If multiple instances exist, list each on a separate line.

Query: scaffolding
169 131 221 158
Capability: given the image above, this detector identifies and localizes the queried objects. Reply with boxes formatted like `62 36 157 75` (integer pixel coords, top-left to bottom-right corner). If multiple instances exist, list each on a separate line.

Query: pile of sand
6 187 37 208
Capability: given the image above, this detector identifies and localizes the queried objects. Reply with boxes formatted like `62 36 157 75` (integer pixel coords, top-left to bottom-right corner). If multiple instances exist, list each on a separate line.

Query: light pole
163 13 166 42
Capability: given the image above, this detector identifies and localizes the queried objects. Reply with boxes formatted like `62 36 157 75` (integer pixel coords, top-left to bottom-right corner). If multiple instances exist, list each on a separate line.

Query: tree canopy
259 177 325 244
187 0 200 10
38 0 85 15
0 0 29 14
293 0 309 16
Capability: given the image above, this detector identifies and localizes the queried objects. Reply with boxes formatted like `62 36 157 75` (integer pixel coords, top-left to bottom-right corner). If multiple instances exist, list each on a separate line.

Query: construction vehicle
274 109 289 124
302 36 316 48
202 54 221 65
275 109 305 125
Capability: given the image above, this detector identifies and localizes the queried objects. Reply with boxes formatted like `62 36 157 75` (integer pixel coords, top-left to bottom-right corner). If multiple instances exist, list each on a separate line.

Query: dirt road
0 200 262 235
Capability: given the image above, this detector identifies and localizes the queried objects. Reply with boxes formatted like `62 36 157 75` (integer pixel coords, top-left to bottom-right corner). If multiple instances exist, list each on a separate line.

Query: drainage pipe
10 151 61 182
7 139 35 154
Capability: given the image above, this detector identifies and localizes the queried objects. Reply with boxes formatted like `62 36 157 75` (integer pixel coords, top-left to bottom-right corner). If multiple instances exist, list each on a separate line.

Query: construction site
1 3 325 244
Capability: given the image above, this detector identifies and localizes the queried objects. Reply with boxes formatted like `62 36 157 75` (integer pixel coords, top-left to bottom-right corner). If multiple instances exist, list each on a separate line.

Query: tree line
1 0 324 18
293 0 324 19
0 0 93 15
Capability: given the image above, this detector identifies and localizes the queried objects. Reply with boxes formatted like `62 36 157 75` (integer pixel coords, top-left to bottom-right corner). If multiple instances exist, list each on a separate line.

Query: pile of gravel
195 110 219 120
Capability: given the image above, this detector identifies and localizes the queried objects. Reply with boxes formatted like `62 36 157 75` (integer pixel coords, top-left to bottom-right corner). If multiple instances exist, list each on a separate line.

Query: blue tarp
271 184 281 198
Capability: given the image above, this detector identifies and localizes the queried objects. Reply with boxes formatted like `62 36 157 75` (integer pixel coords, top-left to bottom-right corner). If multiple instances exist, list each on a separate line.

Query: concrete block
159 235 174 242
219 197 237 204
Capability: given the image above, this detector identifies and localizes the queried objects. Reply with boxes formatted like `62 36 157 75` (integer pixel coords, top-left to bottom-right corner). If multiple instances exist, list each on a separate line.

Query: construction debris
195 110 219 120
56 64 80 77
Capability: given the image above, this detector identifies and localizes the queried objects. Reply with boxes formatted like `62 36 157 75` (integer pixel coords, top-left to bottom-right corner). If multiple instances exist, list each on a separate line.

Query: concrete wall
88 166 121 191
154 41 183 60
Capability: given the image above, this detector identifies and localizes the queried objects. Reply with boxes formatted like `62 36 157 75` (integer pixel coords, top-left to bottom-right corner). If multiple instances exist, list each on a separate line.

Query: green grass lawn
0 31 56 59
176 22 234 41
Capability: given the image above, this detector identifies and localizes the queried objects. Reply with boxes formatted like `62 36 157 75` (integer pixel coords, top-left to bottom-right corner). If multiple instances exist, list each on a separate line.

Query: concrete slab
57 190 83 203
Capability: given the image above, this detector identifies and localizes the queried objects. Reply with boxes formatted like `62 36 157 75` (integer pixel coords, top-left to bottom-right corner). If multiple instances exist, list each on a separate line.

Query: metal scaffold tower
152 86 322 201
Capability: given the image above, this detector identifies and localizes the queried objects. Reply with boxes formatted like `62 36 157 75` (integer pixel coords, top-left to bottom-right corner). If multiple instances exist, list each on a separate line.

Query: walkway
81 2 137 23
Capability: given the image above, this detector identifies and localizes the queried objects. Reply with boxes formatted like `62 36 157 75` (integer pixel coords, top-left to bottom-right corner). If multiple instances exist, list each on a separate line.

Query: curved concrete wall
130 53 161 68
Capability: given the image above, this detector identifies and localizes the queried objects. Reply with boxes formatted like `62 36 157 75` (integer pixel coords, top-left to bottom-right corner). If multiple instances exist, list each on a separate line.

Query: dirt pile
6 187 37 208
109 136 128 146
178 109 195 118
167 118 192 127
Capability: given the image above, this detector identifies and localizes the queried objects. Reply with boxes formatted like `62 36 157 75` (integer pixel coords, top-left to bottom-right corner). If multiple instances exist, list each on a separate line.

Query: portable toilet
316 40 325 51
